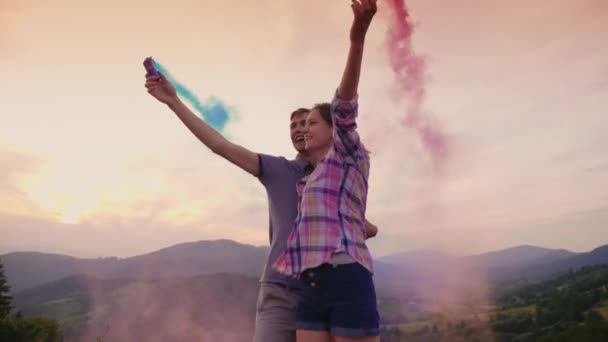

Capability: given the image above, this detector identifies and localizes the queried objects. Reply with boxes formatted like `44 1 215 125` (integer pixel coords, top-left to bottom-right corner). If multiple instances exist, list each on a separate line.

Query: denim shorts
296 262 380 337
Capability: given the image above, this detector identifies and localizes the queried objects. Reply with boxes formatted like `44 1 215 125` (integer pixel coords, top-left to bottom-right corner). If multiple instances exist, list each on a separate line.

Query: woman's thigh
296 329 332 342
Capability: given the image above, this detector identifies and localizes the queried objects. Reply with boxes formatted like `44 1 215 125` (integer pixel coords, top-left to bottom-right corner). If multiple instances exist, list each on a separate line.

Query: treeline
492 265 608 341
0 257 63 342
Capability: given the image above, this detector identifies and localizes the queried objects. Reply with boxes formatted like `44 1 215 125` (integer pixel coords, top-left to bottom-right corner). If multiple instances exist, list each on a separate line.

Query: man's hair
312 103 332 126
290 108 310 120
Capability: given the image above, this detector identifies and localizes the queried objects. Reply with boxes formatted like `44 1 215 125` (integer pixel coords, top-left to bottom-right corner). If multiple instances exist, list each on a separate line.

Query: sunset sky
1 0 607 258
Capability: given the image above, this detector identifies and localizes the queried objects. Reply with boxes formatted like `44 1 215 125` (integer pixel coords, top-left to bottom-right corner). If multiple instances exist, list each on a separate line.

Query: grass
378 301 430 322
398 321 434 333
494 304 536 317
383 320 434 335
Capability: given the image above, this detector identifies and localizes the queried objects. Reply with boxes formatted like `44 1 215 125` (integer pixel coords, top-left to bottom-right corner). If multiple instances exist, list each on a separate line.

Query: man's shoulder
259 153 308 167
257 153 310 182
258 153 294 166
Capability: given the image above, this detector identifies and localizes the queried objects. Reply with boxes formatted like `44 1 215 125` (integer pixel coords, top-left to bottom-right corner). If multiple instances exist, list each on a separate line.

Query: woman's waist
295 215 366 235
329 251 356 265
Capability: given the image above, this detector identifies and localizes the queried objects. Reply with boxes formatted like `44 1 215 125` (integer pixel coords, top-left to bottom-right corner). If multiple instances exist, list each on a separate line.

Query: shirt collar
295 154 314 173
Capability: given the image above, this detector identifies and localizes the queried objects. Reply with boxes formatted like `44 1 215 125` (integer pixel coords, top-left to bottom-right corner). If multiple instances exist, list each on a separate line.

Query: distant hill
516 245 608 281
2 239 268 292
379 244 607 283
12 273 260 342
0 252 117 292
464 245 577 269
4 240 608 294
109 239 268 278
380 245 578 270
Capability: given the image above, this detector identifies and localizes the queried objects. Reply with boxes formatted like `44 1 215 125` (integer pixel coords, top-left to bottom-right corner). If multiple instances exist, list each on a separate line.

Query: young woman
273 1 380 341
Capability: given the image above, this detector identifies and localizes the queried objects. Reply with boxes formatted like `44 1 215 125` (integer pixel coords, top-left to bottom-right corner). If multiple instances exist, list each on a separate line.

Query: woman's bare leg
297 329 332 342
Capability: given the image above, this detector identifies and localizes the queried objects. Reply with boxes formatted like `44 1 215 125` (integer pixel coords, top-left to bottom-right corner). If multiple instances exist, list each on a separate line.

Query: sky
1 0 607 258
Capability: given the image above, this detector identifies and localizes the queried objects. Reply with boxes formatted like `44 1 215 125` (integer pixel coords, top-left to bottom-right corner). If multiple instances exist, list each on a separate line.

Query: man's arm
365 219 378 239
146 74 259 176
337 0 377 101
168 100 259 176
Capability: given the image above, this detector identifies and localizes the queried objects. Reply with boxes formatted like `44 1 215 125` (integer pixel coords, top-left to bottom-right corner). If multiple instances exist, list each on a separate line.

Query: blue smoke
154 60 232 132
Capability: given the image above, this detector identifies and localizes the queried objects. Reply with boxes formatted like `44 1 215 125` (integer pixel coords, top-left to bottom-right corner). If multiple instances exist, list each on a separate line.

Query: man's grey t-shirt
257 154 311 289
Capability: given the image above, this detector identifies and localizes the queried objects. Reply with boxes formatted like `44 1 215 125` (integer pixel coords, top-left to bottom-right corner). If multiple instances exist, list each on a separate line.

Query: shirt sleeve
331 90 361 160
257 154 293 186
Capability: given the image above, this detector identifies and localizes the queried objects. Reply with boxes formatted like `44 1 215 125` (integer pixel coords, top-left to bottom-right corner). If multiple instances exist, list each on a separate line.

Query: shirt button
310 282 317 287
308 272 315 277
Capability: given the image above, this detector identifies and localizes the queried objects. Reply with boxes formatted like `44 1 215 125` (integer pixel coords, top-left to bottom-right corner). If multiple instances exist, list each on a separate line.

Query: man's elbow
207 137 229 156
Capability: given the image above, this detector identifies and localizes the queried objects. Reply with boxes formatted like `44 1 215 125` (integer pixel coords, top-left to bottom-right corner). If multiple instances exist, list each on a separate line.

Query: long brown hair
312 103 332 126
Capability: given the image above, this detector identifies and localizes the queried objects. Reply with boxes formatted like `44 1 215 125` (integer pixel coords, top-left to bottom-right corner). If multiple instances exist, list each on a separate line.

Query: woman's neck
307 146 331 167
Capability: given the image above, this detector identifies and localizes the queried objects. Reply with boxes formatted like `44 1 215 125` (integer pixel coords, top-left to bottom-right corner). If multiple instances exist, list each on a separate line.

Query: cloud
0 142 271 257
0 144 47 217
1 0 607 258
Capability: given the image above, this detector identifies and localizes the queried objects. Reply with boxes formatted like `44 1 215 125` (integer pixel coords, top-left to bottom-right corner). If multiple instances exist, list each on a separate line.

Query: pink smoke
385 0 449 170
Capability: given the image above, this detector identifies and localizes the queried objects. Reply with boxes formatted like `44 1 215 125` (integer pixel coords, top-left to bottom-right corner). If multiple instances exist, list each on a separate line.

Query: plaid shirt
273 92 373 277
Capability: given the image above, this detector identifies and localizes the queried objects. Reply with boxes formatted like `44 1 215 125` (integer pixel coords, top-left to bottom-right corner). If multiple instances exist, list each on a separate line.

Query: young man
145 75 377 342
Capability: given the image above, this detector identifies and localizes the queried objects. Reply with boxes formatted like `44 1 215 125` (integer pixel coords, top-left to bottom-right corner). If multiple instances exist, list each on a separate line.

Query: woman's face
304 108 333 153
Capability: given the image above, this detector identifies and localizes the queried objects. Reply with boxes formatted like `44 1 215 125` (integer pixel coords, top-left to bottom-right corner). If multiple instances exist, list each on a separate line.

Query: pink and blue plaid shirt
274 91 373 278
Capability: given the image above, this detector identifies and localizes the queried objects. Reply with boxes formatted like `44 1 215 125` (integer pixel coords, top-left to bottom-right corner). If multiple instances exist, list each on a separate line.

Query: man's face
290 112 308 154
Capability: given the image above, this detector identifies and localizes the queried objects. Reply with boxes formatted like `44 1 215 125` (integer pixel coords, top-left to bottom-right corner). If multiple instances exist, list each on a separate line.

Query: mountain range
3 240 607 341
4 240 608 293
3 241 608 294
2 239 267 292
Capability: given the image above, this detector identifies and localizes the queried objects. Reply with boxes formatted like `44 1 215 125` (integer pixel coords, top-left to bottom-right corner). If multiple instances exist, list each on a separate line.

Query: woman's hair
311 103 333 126
312 102 372 155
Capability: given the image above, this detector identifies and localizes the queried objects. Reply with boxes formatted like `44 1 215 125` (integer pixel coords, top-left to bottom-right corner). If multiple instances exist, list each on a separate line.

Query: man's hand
145 73 179 106
350 0 378 44
365 219 378 239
